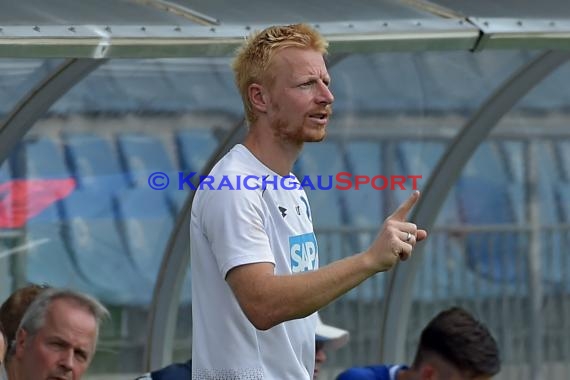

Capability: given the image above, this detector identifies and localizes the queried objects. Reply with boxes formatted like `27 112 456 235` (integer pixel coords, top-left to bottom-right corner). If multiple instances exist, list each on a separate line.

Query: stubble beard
272 116 327 145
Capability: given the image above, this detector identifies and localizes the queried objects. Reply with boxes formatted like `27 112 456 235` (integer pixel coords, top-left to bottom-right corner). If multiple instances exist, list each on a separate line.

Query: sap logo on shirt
289 233 318 273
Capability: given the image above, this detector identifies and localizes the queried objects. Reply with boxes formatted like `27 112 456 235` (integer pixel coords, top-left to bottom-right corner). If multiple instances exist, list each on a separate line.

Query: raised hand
364 190 428 272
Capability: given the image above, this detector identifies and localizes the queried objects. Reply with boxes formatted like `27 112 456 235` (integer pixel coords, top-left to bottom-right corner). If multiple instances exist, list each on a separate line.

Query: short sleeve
200 187 275 278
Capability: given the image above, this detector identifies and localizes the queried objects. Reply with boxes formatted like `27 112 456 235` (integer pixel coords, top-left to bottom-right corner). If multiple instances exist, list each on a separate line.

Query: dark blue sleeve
151 361 192 380
336 365 391 380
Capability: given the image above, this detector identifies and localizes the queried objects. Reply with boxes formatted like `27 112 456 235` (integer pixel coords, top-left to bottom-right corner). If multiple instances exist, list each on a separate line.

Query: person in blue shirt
337 307 500 380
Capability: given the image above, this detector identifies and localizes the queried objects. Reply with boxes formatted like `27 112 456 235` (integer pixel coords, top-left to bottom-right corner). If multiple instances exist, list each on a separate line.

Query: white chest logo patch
289 232 318 273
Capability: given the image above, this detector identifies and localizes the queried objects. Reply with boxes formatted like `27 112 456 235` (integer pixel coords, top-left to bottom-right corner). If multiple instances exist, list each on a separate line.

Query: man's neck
243 125 302 176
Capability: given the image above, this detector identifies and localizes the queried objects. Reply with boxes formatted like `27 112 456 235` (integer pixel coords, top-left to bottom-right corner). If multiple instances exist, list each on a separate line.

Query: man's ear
419 363 436 380
248 83 268 113
14 328 28 359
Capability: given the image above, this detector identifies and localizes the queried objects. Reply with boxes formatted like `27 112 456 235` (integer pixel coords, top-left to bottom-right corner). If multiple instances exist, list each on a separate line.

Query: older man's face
15 298 97 380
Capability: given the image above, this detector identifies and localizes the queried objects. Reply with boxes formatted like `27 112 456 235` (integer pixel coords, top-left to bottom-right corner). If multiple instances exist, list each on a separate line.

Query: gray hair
17 288 109 350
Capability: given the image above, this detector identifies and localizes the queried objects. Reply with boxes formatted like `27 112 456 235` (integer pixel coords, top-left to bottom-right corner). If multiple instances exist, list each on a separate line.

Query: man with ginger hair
190 23 427 379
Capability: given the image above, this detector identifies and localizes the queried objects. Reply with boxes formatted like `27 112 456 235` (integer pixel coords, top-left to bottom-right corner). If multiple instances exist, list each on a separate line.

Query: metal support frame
144 118 248 370
0 58 105 166
379 50 570 365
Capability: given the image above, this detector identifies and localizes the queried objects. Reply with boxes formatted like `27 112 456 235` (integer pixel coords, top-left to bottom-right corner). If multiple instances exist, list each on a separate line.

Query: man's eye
50 341 65 350
75 351 88 363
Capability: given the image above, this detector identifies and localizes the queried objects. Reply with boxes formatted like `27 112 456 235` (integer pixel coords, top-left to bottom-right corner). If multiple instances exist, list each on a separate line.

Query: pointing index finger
389 190 420 221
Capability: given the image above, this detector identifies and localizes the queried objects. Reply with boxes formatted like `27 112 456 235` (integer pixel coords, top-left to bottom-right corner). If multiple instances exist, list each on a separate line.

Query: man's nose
316 81 334 105
59 350 74 371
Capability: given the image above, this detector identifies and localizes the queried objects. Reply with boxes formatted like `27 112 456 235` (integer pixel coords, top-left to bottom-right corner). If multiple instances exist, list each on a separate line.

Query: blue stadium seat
24 201 91 292
62 190 152 305
296 141 346 228
558 184 570 223
295 141 354 297
344 141 383 250
456 176 522 284
396 140 459 225
414 232 524 302
557 184 570 293
536 144 564 289
501 140 562 223
14 136 70 179
118 133 178 188
331 54 425 113
456 142 521 284
176 129 218 173
116 188 174 284
557 140 570 181
501 141 564 292
65 133 129 191
167 190 190 214
499 141 525 183
0 162 10 183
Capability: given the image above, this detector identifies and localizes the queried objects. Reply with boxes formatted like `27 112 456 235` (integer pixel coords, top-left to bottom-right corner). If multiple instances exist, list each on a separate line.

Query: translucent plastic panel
0 59 62 119
2 58 238 375
50 58 242 115
404 59 570 380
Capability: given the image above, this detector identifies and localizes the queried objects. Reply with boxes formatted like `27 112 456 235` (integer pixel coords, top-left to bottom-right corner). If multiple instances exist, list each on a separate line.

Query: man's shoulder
133 361 192 380
337 364 403 380
152 361 192 379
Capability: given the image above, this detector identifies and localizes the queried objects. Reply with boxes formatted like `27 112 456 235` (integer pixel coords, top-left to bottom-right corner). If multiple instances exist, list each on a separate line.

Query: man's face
264 47 334 145
15 298 97 380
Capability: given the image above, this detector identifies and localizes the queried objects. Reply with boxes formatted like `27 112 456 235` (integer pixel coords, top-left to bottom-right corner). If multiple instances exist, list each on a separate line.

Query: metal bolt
105 26 112 32
484 21 489 27
458 20 464 25
210 27 216 32
383 22 389 27
550 21 556 27
33 26 40 32
517 20 523 26
348 23 354 28
174 26 181 32
141 26 146 31
314 24 320 29
245 25 251 30
68 26 76 32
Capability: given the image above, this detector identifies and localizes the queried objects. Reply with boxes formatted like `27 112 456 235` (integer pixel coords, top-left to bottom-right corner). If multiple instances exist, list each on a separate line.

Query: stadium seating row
0 130 568 304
